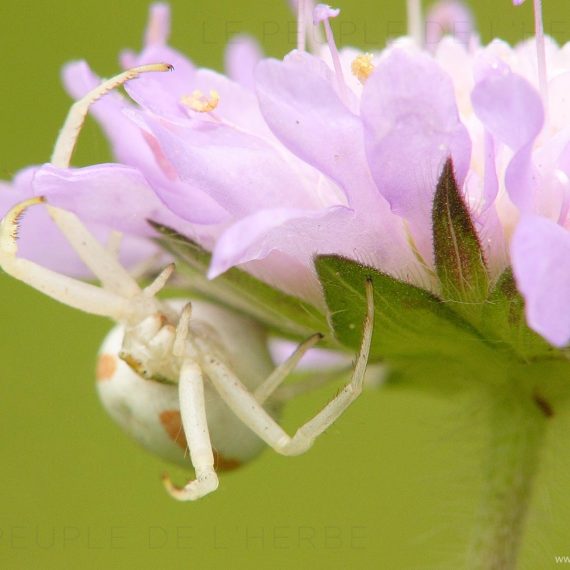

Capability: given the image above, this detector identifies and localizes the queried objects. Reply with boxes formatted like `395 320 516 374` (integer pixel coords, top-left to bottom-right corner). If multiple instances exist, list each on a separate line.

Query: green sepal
482 268 558 359
150 222 328 342
315 254 500 392
432 158 489 318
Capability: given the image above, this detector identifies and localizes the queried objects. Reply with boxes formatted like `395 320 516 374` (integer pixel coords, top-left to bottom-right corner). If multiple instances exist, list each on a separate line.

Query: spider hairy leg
194 280 374 458
0 64 174 319
254 332 324 404
51 62 173 169
162 361 219 501
44 63 173 296
0 198 130 319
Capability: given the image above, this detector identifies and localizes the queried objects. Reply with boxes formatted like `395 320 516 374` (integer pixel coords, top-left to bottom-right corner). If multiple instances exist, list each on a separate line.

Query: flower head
4 0 570 348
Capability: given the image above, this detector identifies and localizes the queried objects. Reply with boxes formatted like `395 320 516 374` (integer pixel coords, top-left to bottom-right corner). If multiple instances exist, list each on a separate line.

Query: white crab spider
0 64 374 501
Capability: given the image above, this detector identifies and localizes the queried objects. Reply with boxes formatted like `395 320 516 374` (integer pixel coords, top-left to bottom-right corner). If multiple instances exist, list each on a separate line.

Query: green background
1 1 569 568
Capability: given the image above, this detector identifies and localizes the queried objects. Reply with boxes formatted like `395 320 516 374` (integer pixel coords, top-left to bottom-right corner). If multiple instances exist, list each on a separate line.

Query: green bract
151 221 328 342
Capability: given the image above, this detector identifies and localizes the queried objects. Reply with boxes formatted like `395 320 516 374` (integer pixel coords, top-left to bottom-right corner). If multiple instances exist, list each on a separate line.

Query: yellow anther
181 90 220 113
351 53 375 85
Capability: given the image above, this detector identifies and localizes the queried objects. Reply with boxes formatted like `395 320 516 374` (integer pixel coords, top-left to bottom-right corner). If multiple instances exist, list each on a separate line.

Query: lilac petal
472 71 543 152
34 163 190 237
361 47 471 244
425 1 474 48
209 205 418 291
62 62 228 225
270 338 349 369
123 44 197 120
482 132 499 210
554 142 570 224
477 204 507 275
472 70 544 212
144 3 171 47
0 168 156 276
189 69 269 133
143 117 316 218
243 250 326 304
547 72 570 133
225 35 263 90
208 206 350 278
0 168 90 275
511 216 570 346
127 58 267 135
255 54 388 211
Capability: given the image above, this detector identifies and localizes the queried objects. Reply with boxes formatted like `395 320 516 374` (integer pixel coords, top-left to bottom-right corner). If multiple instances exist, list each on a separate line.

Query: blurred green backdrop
1 1 570 568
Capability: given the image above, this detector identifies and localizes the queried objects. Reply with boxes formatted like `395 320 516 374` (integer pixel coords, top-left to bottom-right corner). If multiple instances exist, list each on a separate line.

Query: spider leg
106 231 123 259
272 363 387 403
46 206 142 297
0 198 131 319
128 251 165 281
162 360 219 501
200 280 374 456
173 302 193 357
51 63 172 169
1 64 175 305
144 263 176 298
253 332 323 404
271 367 351 402
40 63 173 297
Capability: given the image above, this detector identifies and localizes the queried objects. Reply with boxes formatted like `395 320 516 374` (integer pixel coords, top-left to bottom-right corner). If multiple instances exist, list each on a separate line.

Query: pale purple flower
0 167 159 276
5 0 570 347
425 1 474 48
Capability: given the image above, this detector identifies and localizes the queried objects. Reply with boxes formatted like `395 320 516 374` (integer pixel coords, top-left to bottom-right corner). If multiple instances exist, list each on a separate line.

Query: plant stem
466 388 548 570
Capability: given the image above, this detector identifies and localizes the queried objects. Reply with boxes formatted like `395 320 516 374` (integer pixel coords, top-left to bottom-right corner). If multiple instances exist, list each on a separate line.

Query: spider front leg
0 63 174 319
253 332 324 404
162 360 219 501
0 198 131 319
200 280 374 457
161 302 219 501
44 63 173 297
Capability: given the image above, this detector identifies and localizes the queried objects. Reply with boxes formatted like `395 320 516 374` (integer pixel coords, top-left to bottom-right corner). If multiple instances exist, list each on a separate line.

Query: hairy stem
466 388 548 570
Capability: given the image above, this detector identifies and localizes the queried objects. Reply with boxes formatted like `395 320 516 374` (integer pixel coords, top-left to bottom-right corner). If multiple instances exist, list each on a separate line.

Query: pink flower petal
209 204 419 289
472 69 544 212
143 117 317 218
62 61 228 225
144 3 171 47
209 206 350 278
34 163 191 237
255 52 415 269
256 53 376 209
511 215 570 346
189 69 269 133
225 35 263 90
361 47 471 255
0 168 156 276
425 1 474 48
123 45 197 120
62 61 152 169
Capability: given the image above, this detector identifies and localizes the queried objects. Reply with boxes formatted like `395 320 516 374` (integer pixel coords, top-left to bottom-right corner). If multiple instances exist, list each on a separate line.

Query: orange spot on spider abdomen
96 354 117 381
159 409 242 472
159 410 188 450
213 451 241 472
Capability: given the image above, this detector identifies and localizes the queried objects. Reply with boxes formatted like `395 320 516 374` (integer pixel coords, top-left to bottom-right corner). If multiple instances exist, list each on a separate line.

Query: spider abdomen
96 300 279 471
